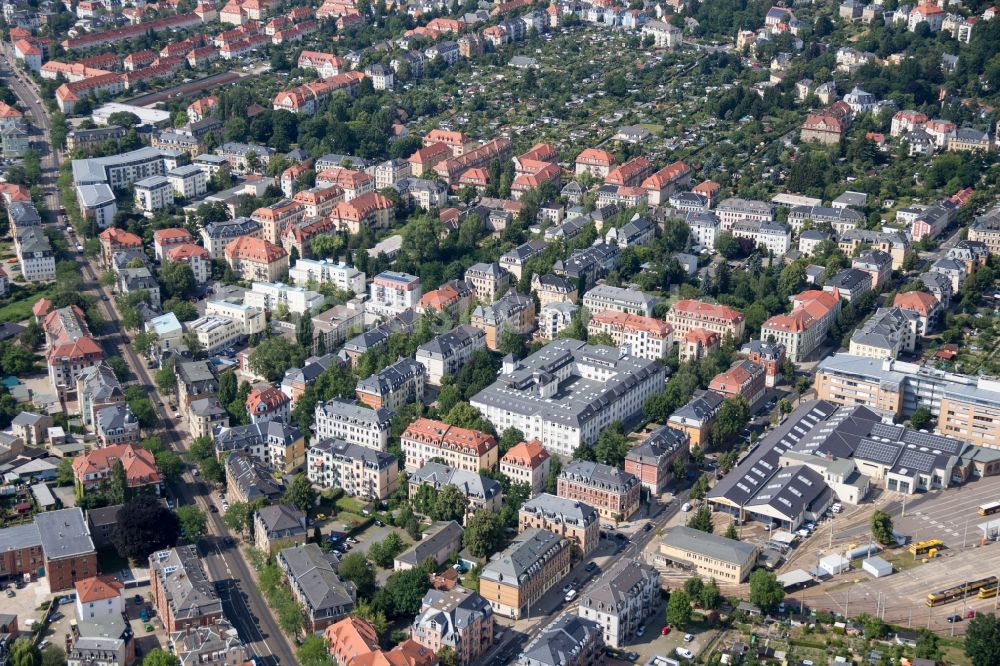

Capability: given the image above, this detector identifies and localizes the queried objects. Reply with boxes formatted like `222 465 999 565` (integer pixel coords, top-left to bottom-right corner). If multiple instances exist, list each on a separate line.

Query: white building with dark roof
578 558 659 648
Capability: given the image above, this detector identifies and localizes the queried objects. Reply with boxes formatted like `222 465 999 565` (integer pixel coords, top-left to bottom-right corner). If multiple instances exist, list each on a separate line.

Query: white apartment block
313 398 393 451
244 281 324 316
75 183 117 229
367 271 421 317
578 559 660 648
415 325 487 385
187 314 242 352
71 147 177 190
730 220 792 255
471 340 666 456
687 213 719 251
375 159 411 189
716 197 774 231
204 300 267 336
166 164 208 200
134 175 174 212
289 259 366 295
587 312 673 361
581 284 657 317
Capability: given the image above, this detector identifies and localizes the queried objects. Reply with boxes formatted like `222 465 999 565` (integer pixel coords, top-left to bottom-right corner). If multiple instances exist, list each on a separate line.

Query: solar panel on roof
856 439 899 465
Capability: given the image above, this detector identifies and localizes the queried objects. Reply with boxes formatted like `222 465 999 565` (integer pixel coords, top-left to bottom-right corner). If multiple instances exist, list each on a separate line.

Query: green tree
910 407 933 430
339 552 376 599
966 614 1000 666
748 569 784 610
9 638 40 666
218 371 237 406
437 647 459 666
871 510 894 545
666 590 692 627
498 329 526 357
297 314 314 349
283 473 317 513
687 505 713 533
385 566 432 616
689 474 710 500
112 496 181 562
223 501 253 534
40 646 66 666
142 649 180 666
433 484 469 522
724 522 739 540
155 359 177 395
463 508 504 558
56 457 74 485
297 634 334 666
683 576 704 599
249 336 308 381
594 421 630 467
700 580 722 610
109 458 128 504
175 505 207 538
159 262 197 299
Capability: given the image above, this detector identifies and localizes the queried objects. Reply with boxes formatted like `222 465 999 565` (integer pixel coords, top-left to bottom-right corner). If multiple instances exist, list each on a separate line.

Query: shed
819 553 851 576
777 568 815 589
862 556 892 578
770 530 797 547
977 518 1000 539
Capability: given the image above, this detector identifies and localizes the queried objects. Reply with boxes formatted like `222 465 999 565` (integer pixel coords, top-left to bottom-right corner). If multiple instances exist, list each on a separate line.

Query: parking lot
2 577 51 627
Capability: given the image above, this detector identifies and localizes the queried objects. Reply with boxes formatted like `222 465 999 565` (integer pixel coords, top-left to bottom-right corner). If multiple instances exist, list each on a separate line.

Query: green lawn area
0 283 58 323
636 123 664 135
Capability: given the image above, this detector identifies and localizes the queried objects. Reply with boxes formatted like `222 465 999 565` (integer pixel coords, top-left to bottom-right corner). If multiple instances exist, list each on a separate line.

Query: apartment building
587 311 672 361
15 226 56 281
214 421 306 474
166 162 210 199
149 546 223 633
578 558 660 648
760 290 841 362
289 259 365 294
741 339 786 388
787 205 863 234
518 493 599 557
581 284 657 317
75 183 117 229
641 161 691 205
470 290 536 350
730 220 792 255
329 191 395 233
356 358 425 411
244 281 323 316
815 353 1000 449
500 239 547 280
415 325 487 385
531 274 577 308
43 305 103 398
500 439 551 496
394 521 464 572
224 236 289 282
72 444 160 496
716 197 774 231
314 398 393 451
479 528 571 619
176 360 220 414
401 418 498 473
277 543 356 633
853 249 893 291
204 300 266 336
893 291 942 335
708 359 766 408
665 299 745 340
408 463 502 519
464 262 511 303
848 307 919 360
668 390 724 448
518 616 604 666
367 271 422 317
575 148 616 178
558 461 640 522
411 587 494 666
307 439 399 499
824 268 873 302
0 509 97 592
134 175 174 212
471 341 666 456
72 147 175 190
624 425 689 494
187 315 242 352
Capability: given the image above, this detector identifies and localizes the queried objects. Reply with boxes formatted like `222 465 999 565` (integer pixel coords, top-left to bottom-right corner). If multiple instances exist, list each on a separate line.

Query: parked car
564 589 577 602
684 634 694 642
642 523 653 532
947 614 962 623
585 562 597 572
681 502 692 512
675 648 694 660
636 625 646 637
661 626 670 635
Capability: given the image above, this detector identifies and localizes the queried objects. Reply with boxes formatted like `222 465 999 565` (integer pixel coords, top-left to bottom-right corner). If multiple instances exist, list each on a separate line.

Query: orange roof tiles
224 236 288 263
99 227 143 247
76 575 124 603
501 439 550 469
72 444 159 487
684 327 720 346
576 147 615 167
671 299 745 323
893 291 939 317
246 386 290 414
642 161 691 190
166 243 210 262
590 310 672 338
402 418 496 456
153 228 193 243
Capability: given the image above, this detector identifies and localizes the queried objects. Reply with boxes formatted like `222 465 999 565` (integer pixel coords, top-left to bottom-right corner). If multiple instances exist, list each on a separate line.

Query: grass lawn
636 123 664 135
335 496 365 514
0 283 58 323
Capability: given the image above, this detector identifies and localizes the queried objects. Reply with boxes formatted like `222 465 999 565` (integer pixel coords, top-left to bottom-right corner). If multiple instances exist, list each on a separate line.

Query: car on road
4 589 13 598
564 589 577 602
38 641 49 649
347 537 359 544
967 609 978 619
562 584 573 593
675 648 694 660
210 505 218 513
625 652 638 662
223 536 234 546
661 626 670 635
643 523 653 532
684 634 694 642
681 502 692 512
947 614 962 623
601 523 615 530
636 625 646 637
585 562 597 571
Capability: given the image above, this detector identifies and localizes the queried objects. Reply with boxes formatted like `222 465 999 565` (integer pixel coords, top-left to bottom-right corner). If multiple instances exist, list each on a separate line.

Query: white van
564 589 577 602
681 502 692 512
675 647 694 660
